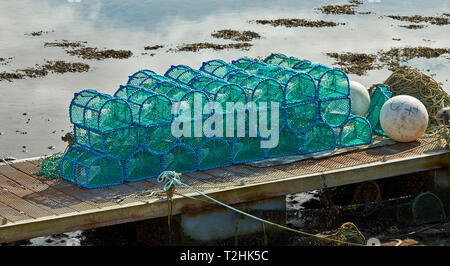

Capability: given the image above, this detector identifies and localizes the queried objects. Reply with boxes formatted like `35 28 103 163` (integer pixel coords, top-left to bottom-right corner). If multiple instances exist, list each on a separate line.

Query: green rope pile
34 153 64 179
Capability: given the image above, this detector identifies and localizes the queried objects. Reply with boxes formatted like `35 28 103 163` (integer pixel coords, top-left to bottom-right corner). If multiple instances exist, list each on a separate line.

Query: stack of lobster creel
61 53 390 188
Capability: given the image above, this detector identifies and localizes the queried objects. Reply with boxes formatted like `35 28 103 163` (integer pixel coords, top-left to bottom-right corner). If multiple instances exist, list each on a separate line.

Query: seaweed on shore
251 18 344 28
211 29 261 42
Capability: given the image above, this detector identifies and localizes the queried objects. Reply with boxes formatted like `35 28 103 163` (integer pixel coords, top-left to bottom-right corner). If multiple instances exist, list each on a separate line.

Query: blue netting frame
126 71 193 102
337 115 373 148
199 59 243 79
264 124 302 159
126 69 162 87
60 145 124 189
123 147 163 182
73 124 140 160
302 122 337 154
197 137 233 171
141 121 177 156
164 64 210 86
114 84 174 127
365 85 392 136
69 89 133 133
285 100 319 134
318 96 352 128
231 133 266 164
263 54 350 100
231 57 317 104
200 59 288 107
161 143 198 174
264 53 312 70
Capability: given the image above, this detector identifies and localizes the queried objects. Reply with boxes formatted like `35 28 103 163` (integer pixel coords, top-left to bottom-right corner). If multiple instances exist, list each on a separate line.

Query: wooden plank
0 201 31 223
0 174 75 215
9 162 116 208
0 189 54 219
2 163 96 211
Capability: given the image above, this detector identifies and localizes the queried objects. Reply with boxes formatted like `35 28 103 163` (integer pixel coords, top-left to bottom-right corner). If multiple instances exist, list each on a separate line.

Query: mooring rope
157 171 366 246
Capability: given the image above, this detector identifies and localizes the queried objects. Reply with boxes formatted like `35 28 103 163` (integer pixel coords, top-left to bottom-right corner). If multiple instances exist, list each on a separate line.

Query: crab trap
60 53 389 188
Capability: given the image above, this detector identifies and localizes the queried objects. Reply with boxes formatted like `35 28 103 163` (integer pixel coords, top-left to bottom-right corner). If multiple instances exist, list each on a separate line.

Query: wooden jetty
0 136 448 243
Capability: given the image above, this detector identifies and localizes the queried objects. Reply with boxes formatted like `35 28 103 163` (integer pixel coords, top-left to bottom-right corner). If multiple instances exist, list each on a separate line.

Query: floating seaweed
0 60 90 82
25 30 54 36
315 4 358 15
325 46 450 75
45 40 133 60
251 18 344 28
211 29 261 42
66 47 133 60
387 14 449 25
325 52 381 75
399 24 427 29
168 42 252 52
44 40 87 49
144 45 164 50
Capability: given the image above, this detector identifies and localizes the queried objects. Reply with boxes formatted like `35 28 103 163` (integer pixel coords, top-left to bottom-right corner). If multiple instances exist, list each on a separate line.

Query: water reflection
0 0 449 159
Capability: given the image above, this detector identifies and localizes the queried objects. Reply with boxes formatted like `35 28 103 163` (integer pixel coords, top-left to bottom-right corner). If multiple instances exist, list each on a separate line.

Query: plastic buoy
349 80 370 116
379 95 428 142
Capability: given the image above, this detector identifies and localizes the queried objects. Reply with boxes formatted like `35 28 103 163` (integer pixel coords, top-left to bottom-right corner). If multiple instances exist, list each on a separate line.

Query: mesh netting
60 145 124 188
411 192 446 225
232 57 316 104
264 53 312 70
303 122 336 154
265 126 300 158
142 123 176 155
70 89 133 132
114 85 173 126
162 144 198 174
74 125 140 160
263 54 350 100
337 116 373 148
319 97 352 127
35 153 64 179
231 135 266 163
365 85 392 136
61 54 378 188
197 138 233 170
124 148 161 182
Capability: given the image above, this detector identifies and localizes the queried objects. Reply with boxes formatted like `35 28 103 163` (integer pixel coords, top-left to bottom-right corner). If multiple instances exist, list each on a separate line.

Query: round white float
379 95 428 142
349 80 371 116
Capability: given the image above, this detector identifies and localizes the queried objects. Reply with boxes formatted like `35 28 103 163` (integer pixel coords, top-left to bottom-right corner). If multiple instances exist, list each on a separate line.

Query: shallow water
0 0 449 159
0 0 449 246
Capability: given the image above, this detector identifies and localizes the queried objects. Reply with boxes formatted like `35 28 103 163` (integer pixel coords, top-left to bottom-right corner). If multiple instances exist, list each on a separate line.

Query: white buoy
379 95 428 142
349 80 371 116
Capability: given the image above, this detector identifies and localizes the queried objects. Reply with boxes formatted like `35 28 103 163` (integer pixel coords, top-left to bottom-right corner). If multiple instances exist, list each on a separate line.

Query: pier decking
0 136 448 243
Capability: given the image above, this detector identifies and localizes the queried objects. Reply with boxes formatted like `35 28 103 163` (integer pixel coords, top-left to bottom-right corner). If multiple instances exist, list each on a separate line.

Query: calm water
1 0 449 159
0 0 449 245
